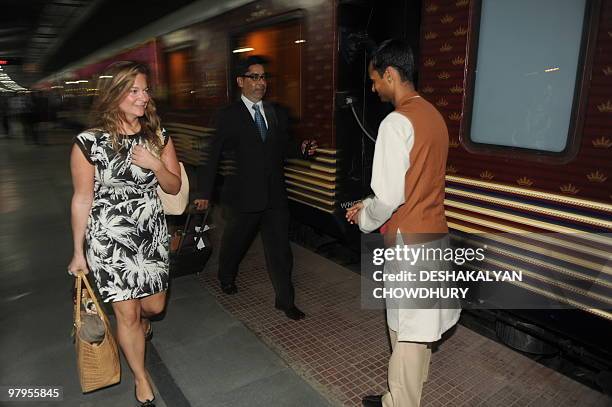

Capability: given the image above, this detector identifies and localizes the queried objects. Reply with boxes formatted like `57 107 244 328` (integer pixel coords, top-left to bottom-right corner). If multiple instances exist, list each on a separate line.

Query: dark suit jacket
196 99 301 212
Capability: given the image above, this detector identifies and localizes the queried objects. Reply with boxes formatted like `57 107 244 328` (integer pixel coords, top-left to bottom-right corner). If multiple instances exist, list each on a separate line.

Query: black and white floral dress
75 130 169 303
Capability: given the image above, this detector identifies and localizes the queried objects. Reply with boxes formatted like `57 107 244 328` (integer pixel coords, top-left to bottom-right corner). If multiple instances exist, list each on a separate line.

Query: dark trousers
218 206 295 308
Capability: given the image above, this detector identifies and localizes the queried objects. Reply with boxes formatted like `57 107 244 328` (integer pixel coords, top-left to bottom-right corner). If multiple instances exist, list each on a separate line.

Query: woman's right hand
67 254 89 276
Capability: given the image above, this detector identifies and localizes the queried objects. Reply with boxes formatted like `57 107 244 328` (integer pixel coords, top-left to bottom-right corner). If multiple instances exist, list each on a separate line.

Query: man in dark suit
194 55 316 320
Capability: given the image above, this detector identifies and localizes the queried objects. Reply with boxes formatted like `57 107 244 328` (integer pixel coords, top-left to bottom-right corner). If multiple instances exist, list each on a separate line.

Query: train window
461 0 599 161
164 46 196 110
230 19 303 119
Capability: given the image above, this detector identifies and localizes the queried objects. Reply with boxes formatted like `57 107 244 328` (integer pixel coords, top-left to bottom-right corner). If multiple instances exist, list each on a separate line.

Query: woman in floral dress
67 61 181 406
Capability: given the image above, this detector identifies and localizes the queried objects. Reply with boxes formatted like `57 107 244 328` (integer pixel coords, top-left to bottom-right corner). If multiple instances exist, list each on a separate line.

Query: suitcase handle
176 204 211 255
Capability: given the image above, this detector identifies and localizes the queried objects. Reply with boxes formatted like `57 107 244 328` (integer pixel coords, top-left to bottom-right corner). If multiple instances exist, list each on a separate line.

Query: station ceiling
0 0 200 87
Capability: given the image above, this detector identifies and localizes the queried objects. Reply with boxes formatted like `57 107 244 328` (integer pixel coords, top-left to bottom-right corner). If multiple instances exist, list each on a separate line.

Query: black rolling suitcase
169 205 213 278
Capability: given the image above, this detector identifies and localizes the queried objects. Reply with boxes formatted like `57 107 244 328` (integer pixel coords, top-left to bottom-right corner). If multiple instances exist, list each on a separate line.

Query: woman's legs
112 299 154 402
140 291 166 318
139 291 167 335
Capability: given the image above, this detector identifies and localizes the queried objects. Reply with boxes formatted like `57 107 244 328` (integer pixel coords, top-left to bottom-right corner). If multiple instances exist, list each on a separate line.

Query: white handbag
157 162 189 215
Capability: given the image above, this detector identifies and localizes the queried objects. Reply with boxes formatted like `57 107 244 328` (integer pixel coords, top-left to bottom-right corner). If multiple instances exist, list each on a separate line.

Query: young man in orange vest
347 39 461 407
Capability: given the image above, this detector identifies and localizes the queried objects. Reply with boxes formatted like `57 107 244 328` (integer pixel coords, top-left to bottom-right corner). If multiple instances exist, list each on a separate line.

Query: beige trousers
382 328 432 407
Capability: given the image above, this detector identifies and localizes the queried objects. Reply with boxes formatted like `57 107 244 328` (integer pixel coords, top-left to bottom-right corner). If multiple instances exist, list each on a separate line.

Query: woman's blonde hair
90 61 162 153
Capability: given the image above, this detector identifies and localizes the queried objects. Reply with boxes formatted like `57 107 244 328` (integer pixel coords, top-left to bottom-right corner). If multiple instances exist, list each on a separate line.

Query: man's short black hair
369 39 415 83
235 55 268 78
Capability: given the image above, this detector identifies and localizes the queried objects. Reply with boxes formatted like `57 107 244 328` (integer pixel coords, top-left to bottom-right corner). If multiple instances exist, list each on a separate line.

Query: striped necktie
252 104 267 141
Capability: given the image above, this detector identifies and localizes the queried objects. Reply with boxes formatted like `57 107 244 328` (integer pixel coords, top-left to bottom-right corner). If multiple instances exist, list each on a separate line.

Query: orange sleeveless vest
383 93 449 238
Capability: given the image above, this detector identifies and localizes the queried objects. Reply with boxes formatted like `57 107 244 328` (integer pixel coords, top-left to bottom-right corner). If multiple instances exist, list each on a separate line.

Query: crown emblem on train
592 136 612 148
454 26 468 36
448 139 459 148
441 15 455 24
446 165 458 174
452 57 465 66
586 170 607 183
516 177 533 187
456 0 469 7
597 100 612 112
425 32 439 40
603 66 612 76
426 4 439 13
421 86 435 94
440 43 453 52
438 72 451 80
424 58 436 67
560 183 579 194
448 112 462 121
436 98 449 107
480 170 494 180
450 85 464 94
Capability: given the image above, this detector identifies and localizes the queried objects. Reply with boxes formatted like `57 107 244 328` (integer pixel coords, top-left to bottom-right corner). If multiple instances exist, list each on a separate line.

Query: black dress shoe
137 399 155 407
135 388 156 407
220 282 238 295
362 395 382 407
275 303 305 320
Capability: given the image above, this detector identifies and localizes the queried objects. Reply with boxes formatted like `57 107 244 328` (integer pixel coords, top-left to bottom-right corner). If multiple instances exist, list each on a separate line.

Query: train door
336 0 422 248
164 46 196 110
229 18 303 120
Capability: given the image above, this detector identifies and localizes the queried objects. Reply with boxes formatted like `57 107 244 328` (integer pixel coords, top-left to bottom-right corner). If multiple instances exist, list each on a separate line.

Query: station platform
1 135 610 407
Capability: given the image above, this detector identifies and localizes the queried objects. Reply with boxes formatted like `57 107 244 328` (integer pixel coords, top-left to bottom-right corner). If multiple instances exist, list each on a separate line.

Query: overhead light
294 39 306 44
99 75 113 79
232 47 254 53
544 67 559 73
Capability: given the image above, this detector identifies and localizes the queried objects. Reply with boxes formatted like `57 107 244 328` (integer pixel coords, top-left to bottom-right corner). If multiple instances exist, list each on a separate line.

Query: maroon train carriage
38 0 612 394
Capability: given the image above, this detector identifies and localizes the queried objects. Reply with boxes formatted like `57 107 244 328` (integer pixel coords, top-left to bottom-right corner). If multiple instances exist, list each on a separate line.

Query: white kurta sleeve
359 113 414 233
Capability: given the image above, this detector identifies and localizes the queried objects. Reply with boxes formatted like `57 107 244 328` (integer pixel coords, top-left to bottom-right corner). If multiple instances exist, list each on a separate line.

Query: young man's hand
345 202 363 225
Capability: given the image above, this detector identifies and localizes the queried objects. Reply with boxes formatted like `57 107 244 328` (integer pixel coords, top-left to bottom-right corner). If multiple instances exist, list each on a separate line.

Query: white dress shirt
241 94 269 128
359 112 414 232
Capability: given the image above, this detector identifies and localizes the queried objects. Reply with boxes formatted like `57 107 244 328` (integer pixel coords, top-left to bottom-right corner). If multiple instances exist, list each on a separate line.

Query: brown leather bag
73 273 121 393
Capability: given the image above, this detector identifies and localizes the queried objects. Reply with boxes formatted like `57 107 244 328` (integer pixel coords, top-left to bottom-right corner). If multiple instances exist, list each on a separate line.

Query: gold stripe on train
165 129 210 138
285 166 337 182
314 148 338 155
164 122 215 133
285 180 336 197
314 156 337 164
446 187 612 229
284 172 336 190
286 188 336 206
447 219 611 275
288 196 335 213
464 262 612 321
446 175 612 212
286 159 337 174
458 236 612 289
445 200 612 246
482 257 612 306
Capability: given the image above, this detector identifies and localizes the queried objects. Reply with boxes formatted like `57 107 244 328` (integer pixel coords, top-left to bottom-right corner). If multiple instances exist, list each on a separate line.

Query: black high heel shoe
135 387 156 406
137 398 155 407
